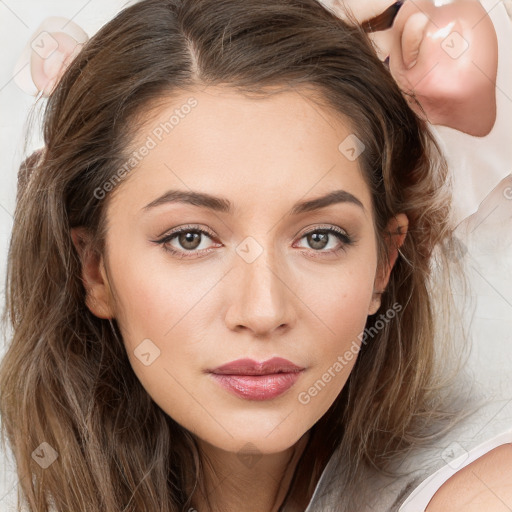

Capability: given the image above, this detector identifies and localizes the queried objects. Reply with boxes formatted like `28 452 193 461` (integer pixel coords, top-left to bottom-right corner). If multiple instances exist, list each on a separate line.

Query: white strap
399 428 512 511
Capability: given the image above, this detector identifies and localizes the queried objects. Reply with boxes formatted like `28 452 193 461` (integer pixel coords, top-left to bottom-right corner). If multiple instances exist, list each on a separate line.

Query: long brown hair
1 0 473 510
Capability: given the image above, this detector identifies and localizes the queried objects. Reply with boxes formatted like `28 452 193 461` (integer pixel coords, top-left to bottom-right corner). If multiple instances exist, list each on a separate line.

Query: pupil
309 232 328 249
180 231 200 249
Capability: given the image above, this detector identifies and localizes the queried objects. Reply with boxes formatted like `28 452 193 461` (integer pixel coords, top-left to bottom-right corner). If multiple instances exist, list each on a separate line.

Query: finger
401 12 429 69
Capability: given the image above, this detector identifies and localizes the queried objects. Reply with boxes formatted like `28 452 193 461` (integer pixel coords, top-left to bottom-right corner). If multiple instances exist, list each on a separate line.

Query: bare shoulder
425 443 512 511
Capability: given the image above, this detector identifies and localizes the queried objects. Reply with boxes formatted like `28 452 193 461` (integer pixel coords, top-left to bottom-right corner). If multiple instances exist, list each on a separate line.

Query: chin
193 419 309 456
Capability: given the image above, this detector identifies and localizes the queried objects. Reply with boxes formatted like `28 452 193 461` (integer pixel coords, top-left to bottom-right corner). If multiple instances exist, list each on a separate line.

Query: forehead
109 85 373 220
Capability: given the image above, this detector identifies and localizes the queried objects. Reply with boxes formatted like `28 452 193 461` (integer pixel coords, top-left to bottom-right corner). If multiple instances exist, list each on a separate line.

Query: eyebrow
141 188 365 215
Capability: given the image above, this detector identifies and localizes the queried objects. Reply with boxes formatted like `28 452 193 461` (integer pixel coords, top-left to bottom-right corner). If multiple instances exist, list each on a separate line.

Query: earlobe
369 213 409 315
70 227 115 319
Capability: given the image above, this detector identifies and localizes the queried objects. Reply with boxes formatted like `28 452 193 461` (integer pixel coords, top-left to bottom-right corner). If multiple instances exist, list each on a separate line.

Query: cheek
109 239 215 347
294 265 376 410
305 267 374 326
107 240 227 398
107 247 215 424
293 242 377 341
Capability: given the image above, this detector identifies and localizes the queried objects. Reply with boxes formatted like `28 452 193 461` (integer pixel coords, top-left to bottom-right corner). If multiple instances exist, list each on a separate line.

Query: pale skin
329 0 498 136
71 85 406 511
425 443 512 511
68 85 512 511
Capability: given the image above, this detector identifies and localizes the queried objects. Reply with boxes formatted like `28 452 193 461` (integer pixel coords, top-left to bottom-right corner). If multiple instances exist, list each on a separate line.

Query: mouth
207 357 305 400
209 372 304 401
208 357 305 376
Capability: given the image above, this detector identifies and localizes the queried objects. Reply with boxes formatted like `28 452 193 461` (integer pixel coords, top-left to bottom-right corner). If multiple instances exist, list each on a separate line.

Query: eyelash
152 224 354 259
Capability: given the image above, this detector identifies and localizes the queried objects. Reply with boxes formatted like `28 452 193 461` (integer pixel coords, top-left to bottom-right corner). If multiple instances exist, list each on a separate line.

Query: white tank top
304 394 512 511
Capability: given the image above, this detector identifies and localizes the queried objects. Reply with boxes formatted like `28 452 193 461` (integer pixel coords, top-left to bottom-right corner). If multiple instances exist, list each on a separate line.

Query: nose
224 243 296 338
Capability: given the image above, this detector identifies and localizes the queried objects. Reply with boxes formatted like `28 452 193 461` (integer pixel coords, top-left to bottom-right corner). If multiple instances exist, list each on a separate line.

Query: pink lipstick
208 357 304 401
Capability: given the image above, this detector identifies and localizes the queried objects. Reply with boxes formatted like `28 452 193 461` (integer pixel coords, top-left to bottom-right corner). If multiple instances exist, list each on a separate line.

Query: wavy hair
0 0 473 510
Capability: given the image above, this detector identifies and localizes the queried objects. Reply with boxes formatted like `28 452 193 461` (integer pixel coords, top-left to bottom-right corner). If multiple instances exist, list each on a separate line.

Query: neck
189 431 311 512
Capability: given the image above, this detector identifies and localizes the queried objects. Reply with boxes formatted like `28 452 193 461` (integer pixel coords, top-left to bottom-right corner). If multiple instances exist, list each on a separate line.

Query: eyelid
294 223 349 238
161 223 217 239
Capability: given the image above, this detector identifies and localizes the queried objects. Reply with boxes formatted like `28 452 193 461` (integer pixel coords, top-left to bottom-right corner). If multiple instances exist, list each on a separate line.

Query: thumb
401 12 429 69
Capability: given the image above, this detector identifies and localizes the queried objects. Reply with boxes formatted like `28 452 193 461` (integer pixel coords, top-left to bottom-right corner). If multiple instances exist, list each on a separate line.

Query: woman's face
78 86 405 455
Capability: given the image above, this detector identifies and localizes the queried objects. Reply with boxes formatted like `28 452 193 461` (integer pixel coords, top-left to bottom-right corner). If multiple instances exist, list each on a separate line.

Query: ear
70 227 115 319
368 213 408 315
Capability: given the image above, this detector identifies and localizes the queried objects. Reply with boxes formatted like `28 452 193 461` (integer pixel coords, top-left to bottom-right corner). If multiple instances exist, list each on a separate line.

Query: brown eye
295 226 354 256
177 231 203 251
153 225 219 259
306 231 330 250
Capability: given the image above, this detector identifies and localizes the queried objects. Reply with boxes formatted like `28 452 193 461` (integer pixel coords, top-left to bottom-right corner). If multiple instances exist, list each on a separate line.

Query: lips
209 357 304 376
208 357 305 400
